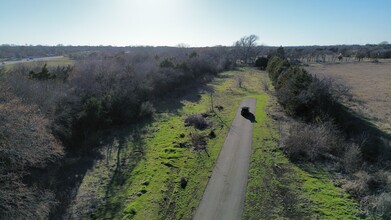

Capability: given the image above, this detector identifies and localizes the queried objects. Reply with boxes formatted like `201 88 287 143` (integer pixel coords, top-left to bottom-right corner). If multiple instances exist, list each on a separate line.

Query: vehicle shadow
242 112 257 123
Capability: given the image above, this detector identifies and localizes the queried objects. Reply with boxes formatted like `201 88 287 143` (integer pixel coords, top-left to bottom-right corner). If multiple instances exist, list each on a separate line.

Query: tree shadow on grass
153 80 215 115
91 126 147 219
332 104 391 162
50 78 218 219
47 126 139 220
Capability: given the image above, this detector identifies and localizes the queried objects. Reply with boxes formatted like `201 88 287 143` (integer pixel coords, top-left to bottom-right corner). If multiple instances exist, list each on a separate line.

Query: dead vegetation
283 122 342 161
184 114 209 130
0 91 63 219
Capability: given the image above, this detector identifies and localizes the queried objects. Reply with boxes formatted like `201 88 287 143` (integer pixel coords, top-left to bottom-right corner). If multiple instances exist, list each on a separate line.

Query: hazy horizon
1 0 390 47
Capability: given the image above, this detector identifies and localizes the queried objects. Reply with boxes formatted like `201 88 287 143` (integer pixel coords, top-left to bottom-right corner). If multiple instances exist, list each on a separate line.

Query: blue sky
0 0 390 46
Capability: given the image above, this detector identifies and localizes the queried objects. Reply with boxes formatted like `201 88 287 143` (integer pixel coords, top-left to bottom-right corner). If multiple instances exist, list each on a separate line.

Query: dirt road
194 98 256 220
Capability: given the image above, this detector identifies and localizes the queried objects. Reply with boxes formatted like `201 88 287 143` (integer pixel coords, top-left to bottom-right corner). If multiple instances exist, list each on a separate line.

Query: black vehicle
241 106 250 116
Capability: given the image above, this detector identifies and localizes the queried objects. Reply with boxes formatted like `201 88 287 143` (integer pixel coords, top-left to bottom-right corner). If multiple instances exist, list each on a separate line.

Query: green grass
78 68 264 219
72 67 362 219
42 56 75 66
117 69 266 220
243 73 363 219
2 56 74 71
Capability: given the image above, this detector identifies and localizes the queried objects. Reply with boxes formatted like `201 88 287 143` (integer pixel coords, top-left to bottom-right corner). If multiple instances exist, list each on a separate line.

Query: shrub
4 68 67 115
368 171 388 192
297 77 335 120
276 67 313 117
29 64 55 80
160 58 175 68
139 101 155 118
283 122 342 161
254 57 268 70
266 56 337 121
189 132 207 150
372 192 391 219
184 114 209 130
343 144 362 173
266 56 290 85
342 171 371 198
236 74 244 88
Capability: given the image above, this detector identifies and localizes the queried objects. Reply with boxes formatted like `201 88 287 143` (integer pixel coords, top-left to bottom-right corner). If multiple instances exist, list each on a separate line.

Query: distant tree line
2 43 390 62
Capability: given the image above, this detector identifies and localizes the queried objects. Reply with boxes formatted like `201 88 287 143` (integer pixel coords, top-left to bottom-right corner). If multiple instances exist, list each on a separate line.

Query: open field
305 61 391 134
0 56 74 71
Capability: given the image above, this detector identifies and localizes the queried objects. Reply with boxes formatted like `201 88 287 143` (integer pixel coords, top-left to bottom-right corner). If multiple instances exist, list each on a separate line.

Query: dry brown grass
305 60 391 134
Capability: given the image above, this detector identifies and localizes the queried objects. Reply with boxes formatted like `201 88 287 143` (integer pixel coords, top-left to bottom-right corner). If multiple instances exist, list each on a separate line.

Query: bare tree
234 35 259 64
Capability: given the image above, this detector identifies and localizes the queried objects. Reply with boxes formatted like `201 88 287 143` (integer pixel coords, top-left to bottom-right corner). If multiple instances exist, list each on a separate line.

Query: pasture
305 61 391 134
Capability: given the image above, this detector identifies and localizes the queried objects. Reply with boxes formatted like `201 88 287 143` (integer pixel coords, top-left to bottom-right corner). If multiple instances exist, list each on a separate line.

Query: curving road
0 56 65 66
194 98 256 220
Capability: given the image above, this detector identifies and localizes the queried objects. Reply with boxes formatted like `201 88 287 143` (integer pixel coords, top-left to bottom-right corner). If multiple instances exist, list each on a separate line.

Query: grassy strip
2 56 74 71
243 73 363 219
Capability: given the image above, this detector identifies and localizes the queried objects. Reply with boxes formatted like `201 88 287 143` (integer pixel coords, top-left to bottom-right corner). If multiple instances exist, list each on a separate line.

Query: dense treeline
57 48 233 147
0 45 230 60
0 47 233 219
2 43 391 62
279 43 391 61
267 56 339 121
266 56 391 218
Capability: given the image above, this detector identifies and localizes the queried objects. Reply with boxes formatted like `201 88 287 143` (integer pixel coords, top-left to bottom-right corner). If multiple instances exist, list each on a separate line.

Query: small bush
160 58 175 68
368 171 388 192
208 130 216 139
283 122 342 161
371 192 391 219
189 132 207 150
254 57 268 70
139 101 155 118
29 64 55 80
184 114 209 130
343 144 362 173
235 74 244 88
342 171 371 198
